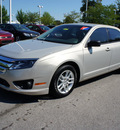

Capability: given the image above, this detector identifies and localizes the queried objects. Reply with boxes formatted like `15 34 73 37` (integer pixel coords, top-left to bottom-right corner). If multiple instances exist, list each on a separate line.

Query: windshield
37 25 91 44
12 24 30 31
40 26 50 31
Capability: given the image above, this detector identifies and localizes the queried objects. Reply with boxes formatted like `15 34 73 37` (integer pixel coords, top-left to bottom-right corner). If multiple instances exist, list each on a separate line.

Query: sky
2 0 116 22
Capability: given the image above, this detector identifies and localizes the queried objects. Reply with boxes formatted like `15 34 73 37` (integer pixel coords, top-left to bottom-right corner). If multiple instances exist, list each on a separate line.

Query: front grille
1 36 11 38
0 78 10 87
0 56 15 73
2 40 12 44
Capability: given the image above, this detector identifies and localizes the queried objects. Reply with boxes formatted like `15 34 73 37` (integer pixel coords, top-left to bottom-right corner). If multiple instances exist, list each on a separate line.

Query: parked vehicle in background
0 29 14 46
0 23 120 98
47 25 55 29
27 24 50 34
0 24 40 41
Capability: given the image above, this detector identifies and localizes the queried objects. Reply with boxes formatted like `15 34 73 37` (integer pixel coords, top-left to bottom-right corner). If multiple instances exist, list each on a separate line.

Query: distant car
0 29 14 46
27 25 50 34
0 24 40 41
47 25 55 29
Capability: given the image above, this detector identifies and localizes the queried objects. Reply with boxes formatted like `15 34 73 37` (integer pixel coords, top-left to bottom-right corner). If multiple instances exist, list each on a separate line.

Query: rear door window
108 28 120 42
5 25 14 31
0 24 6 30
27 26 33 29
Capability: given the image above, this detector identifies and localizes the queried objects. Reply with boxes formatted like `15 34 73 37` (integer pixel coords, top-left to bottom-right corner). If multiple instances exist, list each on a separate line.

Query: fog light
13 79 34 89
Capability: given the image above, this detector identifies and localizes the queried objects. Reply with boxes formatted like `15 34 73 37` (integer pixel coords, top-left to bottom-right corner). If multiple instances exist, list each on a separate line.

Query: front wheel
50 65 77 98
15 36 20 41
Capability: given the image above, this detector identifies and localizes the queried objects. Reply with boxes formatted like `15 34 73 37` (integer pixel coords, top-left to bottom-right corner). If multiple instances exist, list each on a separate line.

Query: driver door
83 28 112 79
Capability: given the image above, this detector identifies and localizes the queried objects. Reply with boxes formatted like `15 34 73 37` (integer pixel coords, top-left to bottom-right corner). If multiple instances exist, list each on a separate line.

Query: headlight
9 59 38 70
11 34 14 37
31 34 39 37
23 33 31 37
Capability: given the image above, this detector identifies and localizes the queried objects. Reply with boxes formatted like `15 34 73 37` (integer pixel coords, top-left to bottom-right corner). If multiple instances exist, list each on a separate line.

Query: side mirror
87 41 101 47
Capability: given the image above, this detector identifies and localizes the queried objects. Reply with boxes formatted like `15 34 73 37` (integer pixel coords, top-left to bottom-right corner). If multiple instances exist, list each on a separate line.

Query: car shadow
0 69 119 104
0 88 53 104
76 69 120 88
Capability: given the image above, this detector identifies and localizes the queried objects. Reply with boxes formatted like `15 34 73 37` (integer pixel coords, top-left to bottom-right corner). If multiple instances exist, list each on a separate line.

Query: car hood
0 39 72 59
19 30 39 35
0 30 11 35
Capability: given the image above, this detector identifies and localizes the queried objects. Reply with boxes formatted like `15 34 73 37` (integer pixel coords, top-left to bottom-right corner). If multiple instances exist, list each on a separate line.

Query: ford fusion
0 23 120 98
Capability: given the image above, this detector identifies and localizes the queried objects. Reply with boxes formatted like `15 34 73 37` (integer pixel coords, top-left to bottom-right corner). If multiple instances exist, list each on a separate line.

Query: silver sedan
0 23 120 98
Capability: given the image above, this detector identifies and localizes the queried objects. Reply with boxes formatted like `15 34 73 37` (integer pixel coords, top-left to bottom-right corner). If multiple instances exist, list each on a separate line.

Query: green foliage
16 9 27 24
82 3 119 25
16 10 39 24
53 20 62 25
15 0 120 26
63 16 74 23
115 0 120 19
0 6 9 23
80 0 97 21
80 0 97 12
41 12 55 25
26 12 39 24
63 11 80 23
116 0 120 8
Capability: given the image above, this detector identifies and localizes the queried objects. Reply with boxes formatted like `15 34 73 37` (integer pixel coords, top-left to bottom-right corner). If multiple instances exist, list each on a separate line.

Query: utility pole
86 0 88 17
38 5 43 24
1 0 2 24
9 0 12 23
1 0 4 24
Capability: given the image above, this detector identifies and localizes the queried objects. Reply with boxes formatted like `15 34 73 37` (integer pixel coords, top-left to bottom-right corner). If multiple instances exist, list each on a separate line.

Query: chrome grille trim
0 56 15 62
0 36 11 38
0 60 13 68
0 56 15 73
0 66 6 73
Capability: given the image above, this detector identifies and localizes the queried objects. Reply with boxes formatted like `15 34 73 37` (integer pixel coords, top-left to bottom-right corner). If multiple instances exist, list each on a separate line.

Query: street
0 70 120 130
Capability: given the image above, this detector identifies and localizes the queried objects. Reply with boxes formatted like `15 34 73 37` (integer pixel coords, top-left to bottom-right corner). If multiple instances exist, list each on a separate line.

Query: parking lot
0 70 120 130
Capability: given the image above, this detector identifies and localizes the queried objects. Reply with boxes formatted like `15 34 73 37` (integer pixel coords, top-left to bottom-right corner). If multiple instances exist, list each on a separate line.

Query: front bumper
0 74 49 95
0 56 53 95
0 81 49 95
0 37 14 46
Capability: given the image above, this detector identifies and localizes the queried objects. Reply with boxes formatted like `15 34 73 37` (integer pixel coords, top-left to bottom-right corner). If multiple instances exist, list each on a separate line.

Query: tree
80 0 97 12
41 12 55 25
63 11 80 23
0 6 9 23
16 9 27 24
116 0 120 8
53 20 62 25
26 12 39 24
80 0 97 22
115 0 120 25
96 0 102 3
83 3 118 25
63 16 74 23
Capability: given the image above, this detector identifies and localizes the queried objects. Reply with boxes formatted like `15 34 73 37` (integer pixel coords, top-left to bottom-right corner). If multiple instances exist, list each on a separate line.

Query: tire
49 65 77 98
16 36 20 41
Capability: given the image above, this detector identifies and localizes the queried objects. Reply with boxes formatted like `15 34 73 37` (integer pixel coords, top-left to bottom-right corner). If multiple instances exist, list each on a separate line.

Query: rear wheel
50 65 77 98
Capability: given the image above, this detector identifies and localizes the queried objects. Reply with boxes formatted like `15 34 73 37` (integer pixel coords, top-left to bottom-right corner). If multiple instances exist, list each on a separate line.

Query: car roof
1 24 19 25
28 24 42 25
61 23 116 29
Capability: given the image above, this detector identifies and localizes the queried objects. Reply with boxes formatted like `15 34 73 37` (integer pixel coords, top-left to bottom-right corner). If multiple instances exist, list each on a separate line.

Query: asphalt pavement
0 70 120 130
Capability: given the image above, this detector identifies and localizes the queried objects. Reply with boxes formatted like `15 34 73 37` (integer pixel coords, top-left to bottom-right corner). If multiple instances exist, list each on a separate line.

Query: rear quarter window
108 28 120 42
